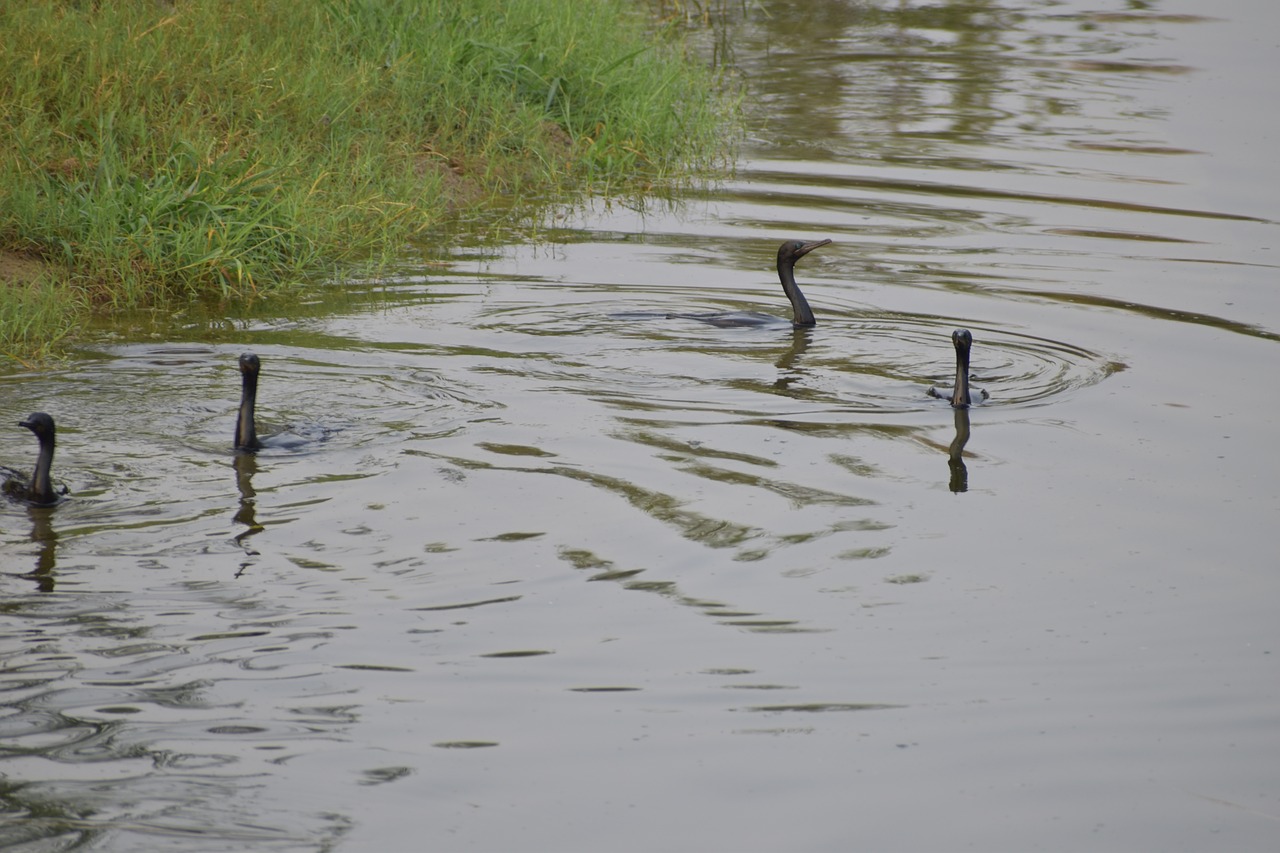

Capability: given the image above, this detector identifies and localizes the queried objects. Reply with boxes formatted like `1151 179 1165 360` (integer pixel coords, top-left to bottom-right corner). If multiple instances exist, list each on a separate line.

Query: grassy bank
0 0 729 359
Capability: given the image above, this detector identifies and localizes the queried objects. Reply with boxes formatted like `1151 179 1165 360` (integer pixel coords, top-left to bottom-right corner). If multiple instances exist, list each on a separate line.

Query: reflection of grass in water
780 519 895 545
540 464 759 548
625 429 779 468
424 450 757 545
746 703 904 713
588 569 645 582
835 547 892 561
410 595 521 612
480 531 546 542
555 544 813 634
680 460 875 508
558 546 613 571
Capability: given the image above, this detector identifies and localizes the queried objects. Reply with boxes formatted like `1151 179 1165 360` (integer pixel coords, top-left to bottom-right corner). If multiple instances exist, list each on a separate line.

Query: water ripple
469 296 1122 413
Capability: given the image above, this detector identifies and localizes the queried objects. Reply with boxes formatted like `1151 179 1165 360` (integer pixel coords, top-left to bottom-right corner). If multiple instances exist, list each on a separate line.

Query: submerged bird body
2 412 63 506
235 352 263 452
672 238 831 328
929 329 989 408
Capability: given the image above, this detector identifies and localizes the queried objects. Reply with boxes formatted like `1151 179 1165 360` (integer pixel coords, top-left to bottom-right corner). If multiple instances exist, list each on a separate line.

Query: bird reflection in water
22 505 59 592
773 325 814 394
233 452 264 576
947 406 972 494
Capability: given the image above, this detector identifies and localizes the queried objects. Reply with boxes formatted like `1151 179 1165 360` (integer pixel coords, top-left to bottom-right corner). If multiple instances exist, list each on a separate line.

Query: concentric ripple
828 315 1127 412
465 291 1124 415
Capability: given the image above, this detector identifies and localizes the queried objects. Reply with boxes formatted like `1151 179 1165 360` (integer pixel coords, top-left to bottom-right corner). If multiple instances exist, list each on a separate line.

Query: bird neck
953 348 972 407
30 434 55 505
779 263 815 327
236 375 260 451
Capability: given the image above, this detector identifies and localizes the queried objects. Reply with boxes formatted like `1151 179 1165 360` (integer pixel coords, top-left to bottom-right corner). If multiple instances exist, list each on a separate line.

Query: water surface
3 1 1279 850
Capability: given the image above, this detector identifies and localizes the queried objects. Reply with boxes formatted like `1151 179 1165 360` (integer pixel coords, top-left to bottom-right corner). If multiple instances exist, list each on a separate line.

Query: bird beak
795 239 832 258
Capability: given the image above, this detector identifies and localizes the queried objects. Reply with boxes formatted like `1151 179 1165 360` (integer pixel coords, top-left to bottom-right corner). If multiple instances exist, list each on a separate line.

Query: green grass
0 0 730 356
0 274 83 366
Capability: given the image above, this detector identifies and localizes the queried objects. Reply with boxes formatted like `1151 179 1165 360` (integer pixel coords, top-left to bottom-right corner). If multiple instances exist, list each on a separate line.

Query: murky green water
4 1 1278 850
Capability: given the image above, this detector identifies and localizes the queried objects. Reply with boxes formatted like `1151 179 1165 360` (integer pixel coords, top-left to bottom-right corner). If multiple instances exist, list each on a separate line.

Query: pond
3 1 1278 850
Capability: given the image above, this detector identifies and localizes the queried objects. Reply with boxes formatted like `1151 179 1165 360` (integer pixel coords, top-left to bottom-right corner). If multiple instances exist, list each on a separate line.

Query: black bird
2 412 63 506
671 239 831 328
929 329 989 408
235 352 263 451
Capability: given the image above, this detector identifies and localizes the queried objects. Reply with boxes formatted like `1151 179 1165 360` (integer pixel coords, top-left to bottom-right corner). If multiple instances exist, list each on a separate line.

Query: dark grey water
3 1 1278 850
